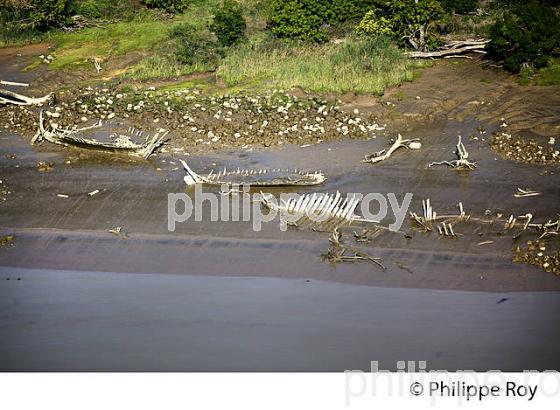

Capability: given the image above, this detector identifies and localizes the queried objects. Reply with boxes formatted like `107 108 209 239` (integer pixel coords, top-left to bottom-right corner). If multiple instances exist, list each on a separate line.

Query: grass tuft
217 35 430 95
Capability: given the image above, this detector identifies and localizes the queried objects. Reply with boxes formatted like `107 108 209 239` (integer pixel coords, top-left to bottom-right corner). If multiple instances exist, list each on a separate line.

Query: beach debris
33 110 166 159
477 240 494 246
362 134 421 164
437 221 457 237
259 191 367 231
428 136 477 170
56 194 69 198
109 226 128 239
37 161 55 172
39 54 54 64
502 212 560 241
0 179 11 202
87 189 99 197
491 132 560 165
92 57 102 73
0 88 54 106
353 227 384 243
321 228 386 270
0 80 29 87
406 39 489 58
0 234 14 247
410 199 470 232
514 240 560 275
514 188 541 198
180 159 326 187
394 261 413 274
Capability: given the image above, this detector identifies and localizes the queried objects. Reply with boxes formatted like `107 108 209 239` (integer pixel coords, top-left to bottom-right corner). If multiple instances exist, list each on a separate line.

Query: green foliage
75 0 102 18
266 0 379 43
141 0 189 13
170 22 220 67
356 0 446 51
208 0 247 47
267 0 330 42
440 0 479 14
330 0 383 23
218 34 431 94
536 62 560 86
49 16 172 68
487 1 560 72
28 0 72 29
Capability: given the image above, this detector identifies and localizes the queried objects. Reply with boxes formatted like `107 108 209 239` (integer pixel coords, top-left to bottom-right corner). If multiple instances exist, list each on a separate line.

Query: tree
356 0 446 51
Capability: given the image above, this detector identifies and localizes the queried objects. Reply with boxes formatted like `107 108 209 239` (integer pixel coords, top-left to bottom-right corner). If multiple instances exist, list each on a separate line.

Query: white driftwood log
363 134 421 164
0 88 54 106
1 80 29 87
406 39 489 59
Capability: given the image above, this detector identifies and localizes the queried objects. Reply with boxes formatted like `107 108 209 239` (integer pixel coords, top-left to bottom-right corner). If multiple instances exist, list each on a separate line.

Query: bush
267 0 330 42
440 0 479 14
141 0 189 13
487 1 560 72
208 0 246 47
28 0 72 29
266 0 380 43
74 0 101 18
356 0 446 51
170 22 220 67
330 0 383 23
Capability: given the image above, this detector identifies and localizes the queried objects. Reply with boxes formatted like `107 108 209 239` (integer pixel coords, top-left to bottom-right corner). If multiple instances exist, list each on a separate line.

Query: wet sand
1 54 560 371
1 118 559 291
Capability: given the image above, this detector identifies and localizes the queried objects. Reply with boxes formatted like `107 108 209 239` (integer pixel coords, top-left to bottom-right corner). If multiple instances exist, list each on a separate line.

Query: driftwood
363 134 421 164
322 228 386 270
428 135 477 170
180 160 326 187
406 39 489 59
1 80 29 87
0 88 54 106
410 199 470 233
514 188 541 198
93 58 102 73
33 110 166 159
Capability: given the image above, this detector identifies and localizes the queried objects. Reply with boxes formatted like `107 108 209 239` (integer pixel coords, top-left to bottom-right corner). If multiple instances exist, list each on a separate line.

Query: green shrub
170 22 220 67
330 0 383 23
75 0 101 18
141 0 189 13
28 0 72 29
208 0 247 47
266 0 379 43
267 0 330 42
356 0 446 51
487 1 560 72
440 0 479 14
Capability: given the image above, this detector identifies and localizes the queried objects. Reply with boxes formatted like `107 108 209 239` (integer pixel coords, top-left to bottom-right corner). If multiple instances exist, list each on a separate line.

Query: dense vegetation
487 0 560 72
141 0 189 13
1 0 559 89
356 0 446 51
208 0 247 47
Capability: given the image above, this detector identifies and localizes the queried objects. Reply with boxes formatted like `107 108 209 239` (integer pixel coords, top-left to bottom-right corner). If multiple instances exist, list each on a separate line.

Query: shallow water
1 267 559 371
